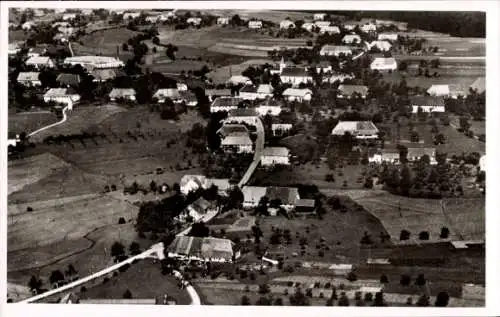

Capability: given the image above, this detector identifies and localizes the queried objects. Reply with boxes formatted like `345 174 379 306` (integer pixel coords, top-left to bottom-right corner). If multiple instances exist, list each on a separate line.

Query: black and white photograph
2 1 498 314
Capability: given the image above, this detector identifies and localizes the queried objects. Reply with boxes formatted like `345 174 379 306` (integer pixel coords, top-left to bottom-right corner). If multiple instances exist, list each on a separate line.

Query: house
43 88 81 110
248 20 263 29
221 134 254 154
180 91 198 106
343 24 357 31
27 47 47 58
378 33 399 41
62 13 77 21
167 236 240 263
369 148 437 165
109 88 136 102
370 57 397 71
177 197 217 223
283 88 313 102
8 42 23 55
295 199 316 214
177 83 188 91
470 77 485 94
239 84 273 100
217 17 229 25
180 175 207 195
323 73 354 84
224 108 259 126
315 61 332 74
427 84 467 99
301 22 315 32
368 150 401 164
314 13 327 21
210 97 243 113
25 56 55 69
205 89 232 102
17 72 41 86
280 67 313 87
319 25 340 34
90 69 117 82
366 40 392 52
217 124 249 139
314 21 331 28
331 121 379 139
64 56 125 69
410 96 446 113
123 12 142 20
56 73 81 87
227 75 252 86
261 147 290 166
337 85 369 99
266 186 300 211
272 123 293 136
242 186 268 208
153 88 182 103
58 26 75 35
206 178 232 196
361 23 377 33
187 17 202 26
280 20 295 29
342 34 362 44
407 148 438 164
320 45 353 57
22 21 36 30
256 99 282 116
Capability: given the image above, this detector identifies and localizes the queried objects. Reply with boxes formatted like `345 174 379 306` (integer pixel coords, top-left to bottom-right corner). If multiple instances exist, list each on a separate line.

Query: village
7 7 486 307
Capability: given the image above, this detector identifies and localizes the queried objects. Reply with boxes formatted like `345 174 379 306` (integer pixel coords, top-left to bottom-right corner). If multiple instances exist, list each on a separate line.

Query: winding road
27 106 69 138
238 118 265 187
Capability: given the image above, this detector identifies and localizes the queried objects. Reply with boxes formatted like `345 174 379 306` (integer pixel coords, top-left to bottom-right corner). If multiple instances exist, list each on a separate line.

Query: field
8 111 59 135
146 59 209 74
9 30 28 42
72 27 138 60
207 58 273 84
356 192 485 245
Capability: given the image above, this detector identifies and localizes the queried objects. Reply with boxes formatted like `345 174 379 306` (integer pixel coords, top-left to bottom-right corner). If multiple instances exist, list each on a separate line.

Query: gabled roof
281 67 310 77
227 75 251 84
154 88 181 99
109 88 136 98
227 108 258 117
205 89 232 96
240 84 258 93
242 186 267 204
90 69 116 81
212 97 244 108
266 186 299 205
185 197 212 215
217 124 249 137
296 199 316 208
167 236 235 261
283 88 312 97
409 95 445 107
44 88 73 97
257 84 273 94
180 175 207 188
17 72 40 81
56 73 81 86
221 134 253 146
371 57 397 66
320 45 354 53
26 56 53 65
331 121 379 135
262 147 290 157
338 84 369 96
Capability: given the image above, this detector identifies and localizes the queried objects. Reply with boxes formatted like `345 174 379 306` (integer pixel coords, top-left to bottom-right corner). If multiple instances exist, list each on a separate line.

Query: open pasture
9 111 58 135
74 27 140 57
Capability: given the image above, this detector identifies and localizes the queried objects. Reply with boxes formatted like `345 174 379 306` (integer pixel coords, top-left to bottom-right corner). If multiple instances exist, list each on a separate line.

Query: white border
1 1 499 317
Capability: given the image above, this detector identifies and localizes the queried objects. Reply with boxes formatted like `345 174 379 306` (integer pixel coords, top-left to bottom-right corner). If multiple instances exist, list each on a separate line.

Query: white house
301 22 315 32
242 186 268 208
153 88 182 103
109 88 136 102
221 134 254 154
25 56 55 69
167 236 239 263
177 197 219 224
280 20 295 29
342 34 362 44
315 61 332 74
217 17 229 25
427 84 467 99
239 84 273 100
17 72 41 86
22 21 36 30
272 123 293 136
180 175 208 195
331 121 379 139
224 108 259 126
43 88 81 110
226 75 252 86
410 96 446 113
205 89 232 102
283 88 313 102
314 13 327 21
314 21 331 28
187 17 202 26
343 24 357 31
256 100 282 116
361 23 377 33
319 25 340 34
368 151 401 164
261 147 290 166
280 67 313 87
248 20 263 29
378 33 399 41
210 97 243 113
176 83 188 91
62 13 77 21
64 56 125 69
123 12 142 20
320 45 353 57
366 40 392 52
370 57 397 71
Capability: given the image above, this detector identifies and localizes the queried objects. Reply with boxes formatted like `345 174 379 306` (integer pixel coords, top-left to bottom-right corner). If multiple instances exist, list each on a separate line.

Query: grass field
9 111 59 135
381 71 483 89
146 59 209 74
72 27 139 60
437 126 485 155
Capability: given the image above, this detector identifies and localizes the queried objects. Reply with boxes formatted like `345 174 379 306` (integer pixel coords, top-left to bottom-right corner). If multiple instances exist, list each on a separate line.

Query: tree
435 291 450 307
274 297 284 305
380 274 389 284
189 222 210 237
415 274 426 286
129 242 141 255
123 289 133 299
49 270 65 287
440 227 450 239
419 231 430 240
416 294 430 306
122 43 129 51
256 296 271 305
338 292 350 306
459 116 470 132
150 180 157 193
258 284 270 294
241 295 251 305
28 276 42 292
65 264 78 280
111 241 126 260
400 274 411 286
373 292 386 306
346 271 358 282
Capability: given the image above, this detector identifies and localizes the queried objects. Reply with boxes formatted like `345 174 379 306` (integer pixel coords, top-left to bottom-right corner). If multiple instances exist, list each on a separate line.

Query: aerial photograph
6 6 486 307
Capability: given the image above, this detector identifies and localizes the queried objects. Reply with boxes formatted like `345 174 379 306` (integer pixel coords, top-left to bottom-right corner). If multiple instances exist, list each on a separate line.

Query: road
238 117 265 187
27 106 69 137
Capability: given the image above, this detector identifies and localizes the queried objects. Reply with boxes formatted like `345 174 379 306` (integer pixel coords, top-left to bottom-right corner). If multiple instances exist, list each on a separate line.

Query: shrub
419 231 430 240
364 292 373 302
346 271 358 282
400 274 411 286
399 229 411 241
305 288 313 297
118 217 126 224
439 227 450 239
380 274 389 284
415 274 426 286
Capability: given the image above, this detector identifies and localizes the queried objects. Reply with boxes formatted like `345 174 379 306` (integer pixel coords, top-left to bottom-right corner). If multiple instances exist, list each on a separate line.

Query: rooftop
221 135 253 146
262 147 290 157
227 108 258 117
283 88 313 97
266 186 299 205
205 89 232 96
56 73 81 86
154 88 181 99
180 175 207 188
332 121 379 135
26 56 52 64
217 124 249 137
371 57 397 65
44 88 75 97
281 67 310 77
17 72 40 81
212 97 244 108
109 88 136 98
167 236 235 261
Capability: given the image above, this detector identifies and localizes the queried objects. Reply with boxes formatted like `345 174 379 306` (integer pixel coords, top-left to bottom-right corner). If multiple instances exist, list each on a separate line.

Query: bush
305 288 313 297
400 274 411 286
400 229 411 241
380 274 389 284
27 207 33 212
364 292 373 302
439 227 450 239
346 271 358 282
102 277 109 284
415 274 426 286
418 231 430 240
118 217 126 224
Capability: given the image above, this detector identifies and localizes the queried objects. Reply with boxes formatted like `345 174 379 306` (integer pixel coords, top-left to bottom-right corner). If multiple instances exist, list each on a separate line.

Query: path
27 106 69 137
68 41 74 57
238 118 265 187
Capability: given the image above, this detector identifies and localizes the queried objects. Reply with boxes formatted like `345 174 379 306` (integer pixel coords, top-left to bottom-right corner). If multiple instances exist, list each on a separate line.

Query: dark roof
56 73 81 86
296 199 316 208
205 89 232 96
217 124 249 137
211 97 243 108
410 96 445 106
266 186 299 205
240 84 258 93
228 108 258 117
281 67 311 77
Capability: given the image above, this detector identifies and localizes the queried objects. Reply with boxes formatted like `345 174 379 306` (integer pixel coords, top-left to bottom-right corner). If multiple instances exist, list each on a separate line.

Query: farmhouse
123 12 142 20
90 69 117 82
239 84 273 100
167 236 240 263
370 57 397 71
17 72 41 86
25 56 55 69
301 22 315 32
280 20 296 29
410 96 446 113
272 123 293 136
315 61 332 74
62 13 77 21
283 88 313 102
366 40 392 52
331 121 379 139
314 21 331 28
427 84 467 99
180 175 207 195
378 33 399 41
227 75 252 86
266 186 300 211
109 88 136 102
43 88 81 110
154 88 182 103
314 13 327 21
319 25 340 34
343 24 357 31
56 73 81 87
295 199 317 214
64 56 125 69
217 124 249 138
224 108 259 126
470 77 485 94
320 45 353 57
248 20 263 29
361 23 377 33
205 89 232 102
206 178 232 196
180 91 198 106
217 17 229 25
242 186 268 208
177 197 218 224
342 34 362 44
369 150 401 164
337 84 369 99
187 17 202 26
210 97 244 113
261 147 290 166
280 67 313 87
27 47 47 58
407 148 438 164
256 99 283 116
221 134 254 154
